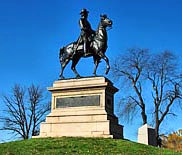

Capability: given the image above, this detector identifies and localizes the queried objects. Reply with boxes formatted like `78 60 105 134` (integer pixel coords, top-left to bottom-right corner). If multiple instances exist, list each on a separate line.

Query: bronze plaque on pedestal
56 95 100 108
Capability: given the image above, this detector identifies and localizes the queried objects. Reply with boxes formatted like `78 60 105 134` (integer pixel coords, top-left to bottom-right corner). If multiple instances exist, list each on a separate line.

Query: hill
0 137 181 155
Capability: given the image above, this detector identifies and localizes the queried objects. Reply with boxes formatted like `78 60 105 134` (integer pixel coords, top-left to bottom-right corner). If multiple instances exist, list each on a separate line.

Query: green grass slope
0 137 181 155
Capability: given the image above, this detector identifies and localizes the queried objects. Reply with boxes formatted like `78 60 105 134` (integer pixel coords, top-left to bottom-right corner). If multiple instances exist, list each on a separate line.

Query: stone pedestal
34 77 123 139
138 124 157 146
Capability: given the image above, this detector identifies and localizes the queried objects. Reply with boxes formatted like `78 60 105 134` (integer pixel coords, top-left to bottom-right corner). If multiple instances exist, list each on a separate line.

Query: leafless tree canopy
111 48 182 145
0 84 51 139
147 51 182 142
112 48 150 124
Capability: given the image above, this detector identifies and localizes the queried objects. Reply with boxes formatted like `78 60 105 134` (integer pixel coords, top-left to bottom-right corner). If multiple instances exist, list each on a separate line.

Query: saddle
73 34 95 56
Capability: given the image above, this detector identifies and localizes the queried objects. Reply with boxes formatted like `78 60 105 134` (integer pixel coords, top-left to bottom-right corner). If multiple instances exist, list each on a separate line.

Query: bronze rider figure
78 9 95 56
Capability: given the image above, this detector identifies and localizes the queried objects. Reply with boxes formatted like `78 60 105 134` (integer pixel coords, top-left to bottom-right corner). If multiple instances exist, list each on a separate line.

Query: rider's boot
84 41 87 56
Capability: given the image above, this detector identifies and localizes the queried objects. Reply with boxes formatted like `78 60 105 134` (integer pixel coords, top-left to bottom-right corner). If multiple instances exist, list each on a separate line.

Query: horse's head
100 14 112 28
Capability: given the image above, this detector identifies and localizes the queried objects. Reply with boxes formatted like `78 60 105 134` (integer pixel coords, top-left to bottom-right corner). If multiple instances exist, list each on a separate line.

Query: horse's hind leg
71 56 81 78
59 59 70 79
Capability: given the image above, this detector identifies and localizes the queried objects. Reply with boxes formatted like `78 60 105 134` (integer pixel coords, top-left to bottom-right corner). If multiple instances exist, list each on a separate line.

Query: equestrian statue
59 8 113 79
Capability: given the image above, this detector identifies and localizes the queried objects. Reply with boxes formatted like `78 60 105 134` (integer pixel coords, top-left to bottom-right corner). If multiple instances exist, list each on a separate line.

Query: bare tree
111 48 150 124
147 51 182 144
0 84 51 139
112 48 182 145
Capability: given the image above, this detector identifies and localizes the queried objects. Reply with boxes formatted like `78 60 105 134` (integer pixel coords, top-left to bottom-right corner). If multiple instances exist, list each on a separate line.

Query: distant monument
33 9 123 139
138 124 157 146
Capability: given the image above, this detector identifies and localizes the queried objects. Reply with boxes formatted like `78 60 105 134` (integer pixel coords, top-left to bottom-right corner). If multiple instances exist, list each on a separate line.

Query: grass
0 137 181 155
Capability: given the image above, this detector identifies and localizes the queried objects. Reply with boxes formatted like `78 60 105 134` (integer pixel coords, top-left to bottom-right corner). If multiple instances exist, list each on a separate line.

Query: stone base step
37 132 113 138
40 120 110 134
46 114 108 123
49 107 107 116
41 131 112 137
37 120 115 138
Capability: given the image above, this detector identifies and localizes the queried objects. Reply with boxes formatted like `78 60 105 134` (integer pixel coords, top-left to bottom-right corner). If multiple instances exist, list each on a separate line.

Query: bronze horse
59 15 112 79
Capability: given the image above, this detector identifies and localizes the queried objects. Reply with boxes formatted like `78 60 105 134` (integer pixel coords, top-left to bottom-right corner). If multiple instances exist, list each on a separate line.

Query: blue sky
0 0 182 142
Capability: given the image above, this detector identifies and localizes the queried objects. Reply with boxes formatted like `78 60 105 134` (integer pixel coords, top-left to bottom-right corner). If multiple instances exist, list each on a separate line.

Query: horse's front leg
100 52 110 75
93 57 100 76
93 61 98 76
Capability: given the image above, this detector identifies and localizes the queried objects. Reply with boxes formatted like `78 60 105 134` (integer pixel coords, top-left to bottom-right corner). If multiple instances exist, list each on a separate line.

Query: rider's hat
100 14 107 19
80 8 89 15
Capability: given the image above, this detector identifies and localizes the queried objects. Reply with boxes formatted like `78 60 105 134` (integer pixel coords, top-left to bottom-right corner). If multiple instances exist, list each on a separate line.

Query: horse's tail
59 47 64 62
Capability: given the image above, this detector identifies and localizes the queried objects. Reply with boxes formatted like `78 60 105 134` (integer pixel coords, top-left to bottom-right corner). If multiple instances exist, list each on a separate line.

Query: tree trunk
141 109 147 124
155 105 160 146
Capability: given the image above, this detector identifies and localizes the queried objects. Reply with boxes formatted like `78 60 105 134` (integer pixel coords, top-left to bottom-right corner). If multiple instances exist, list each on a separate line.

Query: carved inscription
56 95 100 108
